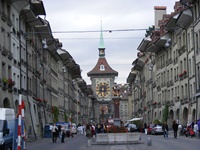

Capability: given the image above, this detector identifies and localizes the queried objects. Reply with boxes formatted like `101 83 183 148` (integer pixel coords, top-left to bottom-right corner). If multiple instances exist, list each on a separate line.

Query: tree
52 106 59 123
162 105 169 122
64 113 68 122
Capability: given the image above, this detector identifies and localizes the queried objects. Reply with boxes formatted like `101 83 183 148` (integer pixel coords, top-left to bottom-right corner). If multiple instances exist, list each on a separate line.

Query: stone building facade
0 0 94 139
127 0 200 128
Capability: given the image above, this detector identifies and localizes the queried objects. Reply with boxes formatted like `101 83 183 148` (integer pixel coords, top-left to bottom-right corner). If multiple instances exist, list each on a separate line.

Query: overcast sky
42 0 177 85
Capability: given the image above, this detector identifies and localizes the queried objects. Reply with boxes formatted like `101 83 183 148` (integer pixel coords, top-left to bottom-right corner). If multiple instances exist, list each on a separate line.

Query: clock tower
87 24 118 123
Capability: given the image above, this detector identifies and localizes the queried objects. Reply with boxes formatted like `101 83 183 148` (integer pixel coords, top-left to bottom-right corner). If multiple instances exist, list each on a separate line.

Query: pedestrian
103 124 107 133
97 124 101 133
191 120 195 129
86 124 91 138
82 124 85 135
172 120 178 138
61 125 66 143
52 124 58 143
91 124 95 137
194 121 199 137
70 125 75 138
162 121 169 139
176 118 179 124
144 122 147 134
58 125 61 138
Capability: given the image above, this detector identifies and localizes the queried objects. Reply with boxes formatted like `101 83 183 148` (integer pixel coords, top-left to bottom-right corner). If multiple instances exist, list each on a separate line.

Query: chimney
154 6 167 30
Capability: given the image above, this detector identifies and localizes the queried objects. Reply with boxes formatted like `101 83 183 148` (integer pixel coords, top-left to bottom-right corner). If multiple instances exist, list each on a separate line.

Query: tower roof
87 57 118 76
99 20 105 49
87 21 118 77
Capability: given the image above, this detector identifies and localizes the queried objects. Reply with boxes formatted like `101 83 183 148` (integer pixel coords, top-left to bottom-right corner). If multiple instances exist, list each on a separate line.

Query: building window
100 64 105 71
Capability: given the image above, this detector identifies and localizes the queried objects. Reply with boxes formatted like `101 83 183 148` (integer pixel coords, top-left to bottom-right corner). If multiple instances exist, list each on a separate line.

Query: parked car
151 125 163 135
127 124 137 132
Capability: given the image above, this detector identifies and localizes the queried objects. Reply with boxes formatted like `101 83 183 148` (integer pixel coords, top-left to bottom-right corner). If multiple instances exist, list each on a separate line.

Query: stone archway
3 97 11 108
176 109 180 121
154 111 157 119
192 108 196 122
168 109 174 128
183 107 188 126
159 111 162 120
15 100 19 114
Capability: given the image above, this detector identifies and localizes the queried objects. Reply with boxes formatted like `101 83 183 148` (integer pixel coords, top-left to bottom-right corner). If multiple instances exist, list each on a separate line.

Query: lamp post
148 62 154 122
100 105 107 124
112 84 121 118
62 66 66 121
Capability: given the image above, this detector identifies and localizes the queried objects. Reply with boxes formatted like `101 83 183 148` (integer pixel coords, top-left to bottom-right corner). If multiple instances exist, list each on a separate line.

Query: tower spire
99 19 105 57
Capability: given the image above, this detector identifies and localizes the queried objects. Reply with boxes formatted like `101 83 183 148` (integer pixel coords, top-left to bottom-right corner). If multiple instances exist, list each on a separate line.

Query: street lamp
62 66 66 121
148 62 154 122
112 84 121 118
100 105 107 124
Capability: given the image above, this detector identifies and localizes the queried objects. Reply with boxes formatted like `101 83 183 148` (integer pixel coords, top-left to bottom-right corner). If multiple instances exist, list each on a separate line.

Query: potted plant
2 77 8 84
8 78 15 86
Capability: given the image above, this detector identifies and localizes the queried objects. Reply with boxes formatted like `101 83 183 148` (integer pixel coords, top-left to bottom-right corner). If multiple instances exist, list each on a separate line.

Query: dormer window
100 64 105 71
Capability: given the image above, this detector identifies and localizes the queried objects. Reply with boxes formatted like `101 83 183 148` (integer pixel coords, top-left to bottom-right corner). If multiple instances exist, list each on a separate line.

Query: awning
128 117 143 122
165 14 179 31
176 9 192 28
137 37 151 52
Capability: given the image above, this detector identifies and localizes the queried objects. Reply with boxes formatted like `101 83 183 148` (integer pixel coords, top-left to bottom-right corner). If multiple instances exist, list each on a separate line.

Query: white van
0 108 15 149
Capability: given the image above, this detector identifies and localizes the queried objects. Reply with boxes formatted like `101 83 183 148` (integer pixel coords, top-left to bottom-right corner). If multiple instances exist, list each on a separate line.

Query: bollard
86 138 91 148
147 137 152 146
139 133 141 141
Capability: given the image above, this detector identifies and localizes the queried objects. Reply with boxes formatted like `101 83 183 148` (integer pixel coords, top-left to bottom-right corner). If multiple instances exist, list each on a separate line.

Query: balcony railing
2 47 7 56
1 11 7 22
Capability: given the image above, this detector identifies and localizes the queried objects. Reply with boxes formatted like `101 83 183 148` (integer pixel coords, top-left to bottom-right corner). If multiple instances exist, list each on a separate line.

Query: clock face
96 82 110 98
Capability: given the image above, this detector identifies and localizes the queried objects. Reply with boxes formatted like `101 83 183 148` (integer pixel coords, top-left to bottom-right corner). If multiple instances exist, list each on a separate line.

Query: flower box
8 78 15 86
152 102 157 105
37 98 42 102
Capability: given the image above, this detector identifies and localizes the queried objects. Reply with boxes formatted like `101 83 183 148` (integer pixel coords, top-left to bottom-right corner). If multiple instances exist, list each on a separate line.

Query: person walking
144 122 147 134
61 125 66 143
70 125 75 138
172 120 178 138
52 124 58 143
162 121 169 139
194 121 199 138
86 124 91 138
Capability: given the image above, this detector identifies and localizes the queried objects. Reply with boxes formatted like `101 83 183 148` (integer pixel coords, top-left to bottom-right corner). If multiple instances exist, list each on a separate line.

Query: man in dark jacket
172 120 178 138
162 121 169 139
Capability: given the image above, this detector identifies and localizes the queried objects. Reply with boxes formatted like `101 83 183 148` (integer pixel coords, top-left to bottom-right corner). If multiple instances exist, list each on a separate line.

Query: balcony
2 47 8 56
8 87 13 92
152 82 156 88
7 51 13 60
157 85 161 92
1 11 7 22
7 17 12 27
2 83 7 90
178 45 186 56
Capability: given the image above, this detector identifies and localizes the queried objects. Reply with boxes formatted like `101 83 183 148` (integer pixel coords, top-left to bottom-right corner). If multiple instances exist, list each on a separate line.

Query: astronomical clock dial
96 82 110 98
